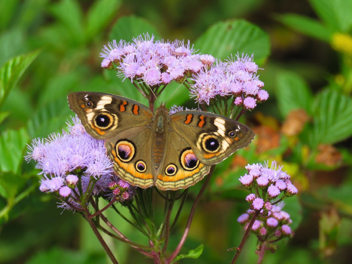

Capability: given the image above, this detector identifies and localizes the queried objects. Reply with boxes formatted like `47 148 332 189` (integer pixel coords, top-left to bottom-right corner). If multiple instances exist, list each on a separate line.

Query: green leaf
277 14 331 42
308 89 352 147
0 0 19 30
309 0 352 32
194 20 270 64
0 172 27 199
0 50 40 109
0 111 9 124
49 0 85 43
85 0 121 40
283 195 302 230
109 15 161 42
27 98 71 138
0 128 29 174
276 71 313 118
172 244 204 263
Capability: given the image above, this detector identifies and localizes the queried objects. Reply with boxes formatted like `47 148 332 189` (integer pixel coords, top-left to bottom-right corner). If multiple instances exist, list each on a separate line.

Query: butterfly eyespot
165 164 177 176
180 149 199 170
135 160 147 173
228 131 236 137
86 101 93 107
115 140 135 162
94 113 112 128
202 135 220 153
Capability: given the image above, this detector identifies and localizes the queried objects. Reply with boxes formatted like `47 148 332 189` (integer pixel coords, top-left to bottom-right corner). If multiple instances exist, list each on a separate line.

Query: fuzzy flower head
190 54 267 108
27 116 113 179
100 34 213 88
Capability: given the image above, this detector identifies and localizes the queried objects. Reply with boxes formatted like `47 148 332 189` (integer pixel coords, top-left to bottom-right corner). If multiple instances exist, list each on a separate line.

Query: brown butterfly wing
170 111 255 165
68 92 153 140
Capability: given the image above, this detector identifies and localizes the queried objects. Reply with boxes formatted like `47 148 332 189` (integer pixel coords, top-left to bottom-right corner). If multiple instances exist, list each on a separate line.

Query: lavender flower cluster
237 162 298 241
190 55 268 108
100 34 215 87
26 117 135 210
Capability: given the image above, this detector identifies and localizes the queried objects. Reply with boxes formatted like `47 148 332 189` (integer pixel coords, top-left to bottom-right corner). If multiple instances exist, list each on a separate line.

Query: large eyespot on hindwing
200 134 221 153
135 160 147 173
180 149 200 171
115 140 135 162
165 164 177 176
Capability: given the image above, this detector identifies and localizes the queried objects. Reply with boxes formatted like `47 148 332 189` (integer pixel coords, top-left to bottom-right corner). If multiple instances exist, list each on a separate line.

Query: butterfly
68 92 255 191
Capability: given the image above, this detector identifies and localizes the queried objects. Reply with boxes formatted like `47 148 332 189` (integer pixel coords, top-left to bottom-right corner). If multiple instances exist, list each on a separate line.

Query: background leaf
0 128 29 174
0 50 40 108
308 89 352 147
277 14 331 42
308 0 352 32
85 0 122 40
194 20 270 64
276 71 313 118
109 15 161 42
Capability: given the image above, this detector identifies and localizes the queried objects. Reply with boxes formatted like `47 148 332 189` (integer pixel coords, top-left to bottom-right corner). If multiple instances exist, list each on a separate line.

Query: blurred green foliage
1 0 352 263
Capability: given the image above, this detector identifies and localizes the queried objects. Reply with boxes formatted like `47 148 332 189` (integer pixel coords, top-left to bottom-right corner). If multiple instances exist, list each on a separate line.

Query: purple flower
118 180 130 189
249 168 261 178
274 229 282 237
268 185 281 198
252 198 264 210
267 217 279 228
27 116 113 179
256 176 269 188
281 225 292 236
239 174 253 187
259 227 267 236
59 186 72 198
234 96 243 106
237 213 250 224
251 220 262 231
39 177 64 193
246 193 256 202
285 182 298 196
66 175 78 187
275 180 286 191
264 202 272 211
257 89 269 102
243 97 257 109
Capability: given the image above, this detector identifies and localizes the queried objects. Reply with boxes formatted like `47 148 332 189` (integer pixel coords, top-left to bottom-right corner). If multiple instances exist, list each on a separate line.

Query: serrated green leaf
277 14 331 42
276 71 313 118
172 244 204 263
27 98 71 138
0 50 40 109
49 0 85 43
194 20 270 63
0 128 29 174
309 0 352 32
85 0 121 40
109 15 161 42
309 89 352 147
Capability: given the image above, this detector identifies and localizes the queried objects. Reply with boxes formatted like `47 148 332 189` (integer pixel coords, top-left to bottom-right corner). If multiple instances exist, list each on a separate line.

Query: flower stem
257 242 267 264
229 210 260 264
167 166 215 263
84 212 119 264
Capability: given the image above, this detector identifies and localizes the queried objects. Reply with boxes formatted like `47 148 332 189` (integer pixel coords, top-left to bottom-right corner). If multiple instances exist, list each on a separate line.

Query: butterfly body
68 92 254 191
